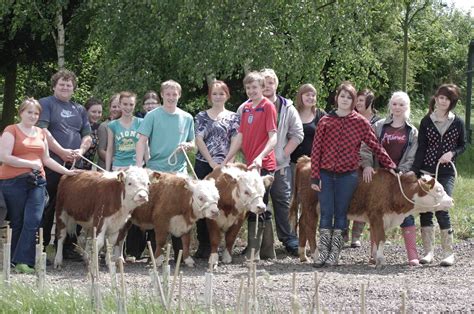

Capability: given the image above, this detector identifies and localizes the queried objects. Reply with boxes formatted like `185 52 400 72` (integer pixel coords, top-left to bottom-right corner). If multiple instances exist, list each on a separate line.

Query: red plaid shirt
311 111 395 184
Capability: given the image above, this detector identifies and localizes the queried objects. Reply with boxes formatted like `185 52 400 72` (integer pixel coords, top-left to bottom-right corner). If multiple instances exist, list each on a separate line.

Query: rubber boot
260 220 276 260
245 221 264 261
351 221 365 248
419 226 435 264
440 229 455 266
326 229 344 266
313 229 332 268
402 226 420 266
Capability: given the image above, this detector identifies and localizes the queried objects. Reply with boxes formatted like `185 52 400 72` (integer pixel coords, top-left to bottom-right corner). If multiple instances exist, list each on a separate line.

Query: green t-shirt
138 106 194 172
108 117 143 167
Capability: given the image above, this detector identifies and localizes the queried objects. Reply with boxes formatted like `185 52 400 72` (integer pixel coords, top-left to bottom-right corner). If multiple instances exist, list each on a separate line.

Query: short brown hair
18 97 42 115
119 91 137 103
243 71 265 87
160 80 182 94
51 69 77 90
356 89 375 111
428 84 460 114
143 90 160 104
335 81 357 110
208 80 230 101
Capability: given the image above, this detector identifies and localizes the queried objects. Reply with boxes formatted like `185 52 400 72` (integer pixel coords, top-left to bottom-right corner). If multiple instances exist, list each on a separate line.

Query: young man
259 69 303 256
38 69 92 258
136 80 194 258
223 71 277 260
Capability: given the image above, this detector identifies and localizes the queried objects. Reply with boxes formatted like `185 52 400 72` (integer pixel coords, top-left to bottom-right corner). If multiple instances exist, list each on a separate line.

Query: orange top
0 125 46 180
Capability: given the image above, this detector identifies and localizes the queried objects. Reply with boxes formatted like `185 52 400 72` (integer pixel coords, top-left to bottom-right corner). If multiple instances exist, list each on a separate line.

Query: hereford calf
291 157 454 267
54 166 154 269
205 164 274 268
289 156 319 262
117 172 220 267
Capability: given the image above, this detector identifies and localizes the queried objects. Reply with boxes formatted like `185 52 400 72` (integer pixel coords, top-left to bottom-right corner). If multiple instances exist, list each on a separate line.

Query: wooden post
400 290 407 314
178 271 183 313
147 241 167 309
312 272 321 314
360 283 366 314
236 276 245 313
117 258 127 314
90 228 102 313
204 271 213 309
35 228 46 290
168 249 183 306
162 243 172 298
3 226 12 287
291 273 300 314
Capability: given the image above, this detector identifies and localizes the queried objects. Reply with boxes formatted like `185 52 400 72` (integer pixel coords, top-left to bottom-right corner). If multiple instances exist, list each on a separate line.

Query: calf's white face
413 175 454 212
187 178 220 219
119 166 151 205
235 169 273 214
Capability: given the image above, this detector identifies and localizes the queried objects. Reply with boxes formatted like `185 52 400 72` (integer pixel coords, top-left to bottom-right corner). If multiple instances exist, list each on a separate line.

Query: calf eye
198 196 204 202
128 182 132 186
245 191 251 196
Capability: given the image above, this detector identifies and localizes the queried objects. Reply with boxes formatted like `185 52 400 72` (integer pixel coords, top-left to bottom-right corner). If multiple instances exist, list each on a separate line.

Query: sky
450 0 473 15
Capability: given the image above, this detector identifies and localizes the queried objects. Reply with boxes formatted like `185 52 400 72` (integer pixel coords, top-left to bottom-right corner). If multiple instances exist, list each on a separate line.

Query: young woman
412 84 467 266
361 91 420 266
97 94 121 169
0 98 78 274
349 88 381 247
290 84 326 180
193 80 240 258
135 91 161 118
106 91 143 171
82 98 103 170
310 82 396 267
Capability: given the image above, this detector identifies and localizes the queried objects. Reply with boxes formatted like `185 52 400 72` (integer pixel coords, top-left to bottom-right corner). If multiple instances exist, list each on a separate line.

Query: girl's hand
65 169 83 176
30 159 43 171
362 166 375 183
439 151 454 164
311 183 321 192
209 160 218 169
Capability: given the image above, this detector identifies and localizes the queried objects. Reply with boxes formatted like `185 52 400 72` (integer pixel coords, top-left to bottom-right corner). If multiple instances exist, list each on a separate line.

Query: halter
396 161 457 208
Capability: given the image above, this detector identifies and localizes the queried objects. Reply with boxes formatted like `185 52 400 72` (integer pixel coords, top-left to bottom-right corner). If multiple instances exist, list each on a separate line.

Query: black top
291 108 326 163
412 114 467 176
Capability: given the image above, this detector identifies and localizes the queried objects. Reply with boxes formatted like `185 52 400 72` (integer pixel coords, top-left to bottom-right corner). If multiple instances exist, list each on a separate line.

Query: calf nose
256 204 266 214
135 191 149 203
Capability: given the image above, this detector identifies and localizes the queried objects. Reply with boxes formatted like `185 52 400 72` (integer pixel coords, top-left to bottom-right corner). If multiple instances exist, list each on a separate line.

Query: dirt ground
3 233 474 312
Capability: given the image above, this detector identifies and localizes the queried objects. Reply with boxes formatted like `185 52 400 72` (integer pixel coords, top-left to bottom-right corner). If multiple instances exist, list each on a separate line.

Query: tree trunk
0 60 18 132
56 7 65 69
402 22 408 92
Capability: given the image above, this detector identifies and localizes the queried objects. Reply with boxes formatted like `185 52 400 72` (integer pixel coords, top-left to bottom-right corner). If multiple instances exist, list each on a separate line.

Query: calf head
185 178 220 219
223 166 274 215
413 175 454 212
118 166 151 205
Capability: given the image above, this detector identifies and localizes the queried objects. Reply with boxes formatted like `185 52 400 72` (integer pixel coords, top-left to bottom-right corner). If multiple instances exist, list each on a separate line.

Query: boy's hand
249 156 262 171
311 183 321 192
362 166 375 183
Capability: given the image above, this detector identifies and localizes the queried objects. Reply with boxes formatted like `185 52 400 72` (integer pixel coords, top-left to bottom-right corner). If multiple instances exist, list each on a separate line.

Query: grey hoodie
360 116 418 172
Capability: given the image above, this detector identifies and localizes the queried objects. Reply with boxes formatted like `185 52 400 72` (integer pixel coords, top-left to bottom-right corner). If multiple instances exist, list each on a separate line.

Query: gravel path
6 238 474 312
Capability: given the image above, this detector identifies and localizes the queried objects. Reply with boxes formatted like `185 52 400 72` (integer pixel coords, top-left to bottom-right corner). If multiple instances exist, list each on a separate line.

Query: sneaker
285 245 299 257
350 240 361 248
15 263 35 274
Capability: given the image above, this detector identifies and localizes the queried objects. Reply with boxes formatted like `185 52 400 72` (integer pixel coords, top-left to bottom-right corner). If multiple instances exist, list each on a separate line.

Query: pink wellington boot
402 226 420 266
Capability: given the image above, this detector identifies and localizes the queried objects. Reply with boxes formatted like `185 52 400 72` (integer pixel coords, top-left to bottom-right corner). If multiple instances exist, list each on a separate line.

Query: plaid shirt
311 110 395 184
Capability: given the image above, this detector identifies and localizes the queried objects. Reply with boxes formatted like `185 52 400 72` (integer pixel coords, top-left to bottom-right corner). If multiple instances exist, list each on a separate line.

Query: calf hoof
222 250 232 264
124 256 136 263
209 253 219 268
375 258 386 269
53 259 62 270
155 255 164 267
298 247 308 263
184 256 195 267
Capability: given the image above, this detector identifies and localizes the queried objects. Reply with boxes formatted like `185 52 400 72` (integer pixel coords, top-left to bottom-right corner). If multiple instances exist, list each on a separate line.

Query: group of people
0 67 466 274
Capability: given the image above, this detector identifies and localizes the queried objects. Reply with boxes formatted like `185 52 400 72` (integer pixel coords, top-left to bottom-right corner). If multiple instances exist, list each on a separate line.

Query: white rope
396 160 457 207
167 146 198 180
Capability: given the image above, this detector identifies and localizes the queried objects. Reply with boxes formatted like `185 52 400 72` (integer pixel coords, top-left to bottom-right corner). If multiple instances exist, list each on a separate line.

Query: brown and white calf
291 157 454 267
54 166 154 268
116 172 220 267
289 156 319 262
205 163 274 268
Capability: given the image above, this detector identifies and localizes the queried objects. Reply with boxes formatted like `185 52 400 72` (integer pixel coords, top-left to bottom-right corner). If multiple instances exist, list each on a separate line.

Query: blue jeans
420 174 455 230
400 215 415 228
270 166 298 248
0 174 46 266
319 170 359 230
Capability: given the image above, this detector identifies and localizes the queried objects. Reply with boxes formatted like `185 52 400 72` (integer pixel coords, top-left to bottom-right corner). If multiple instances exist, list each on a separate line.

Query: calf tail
289 172 299 233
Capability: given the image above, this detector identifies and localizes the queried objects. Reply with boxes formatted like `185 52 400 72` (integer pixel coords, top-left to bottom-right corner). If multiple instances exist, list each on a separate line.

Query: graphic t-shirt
108 117 143 167
381 125 408 166
239 98 277 171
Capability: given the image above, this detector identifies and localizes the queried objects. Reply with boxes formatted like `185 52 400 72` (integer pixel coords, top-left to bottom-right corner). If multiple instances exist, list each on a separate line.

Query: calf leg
298 215 308 262
153 230 168 267
223 219 245 264
207 220 222 268
181 232 194 267
113 221 132 262
370 219 386 268
54 213 68 269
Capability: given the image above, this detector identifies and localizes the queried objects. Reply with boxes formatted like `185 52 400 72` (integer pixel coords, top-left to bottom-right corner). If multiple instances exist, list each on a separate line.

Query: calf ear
184 177 197 191
117 171 126 182
426 177 436 189
149 171 161 183
401 171 417 183
222 173 237 184
262 175 274 189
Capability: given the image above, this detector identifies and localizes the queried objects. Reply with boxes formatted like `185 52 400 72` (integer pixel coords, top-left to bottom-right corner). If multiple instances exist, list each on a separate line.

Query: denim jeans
420 174 455 230
270 166 298 248
400 215 415 228
319 170 359 230
0 173 46 266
